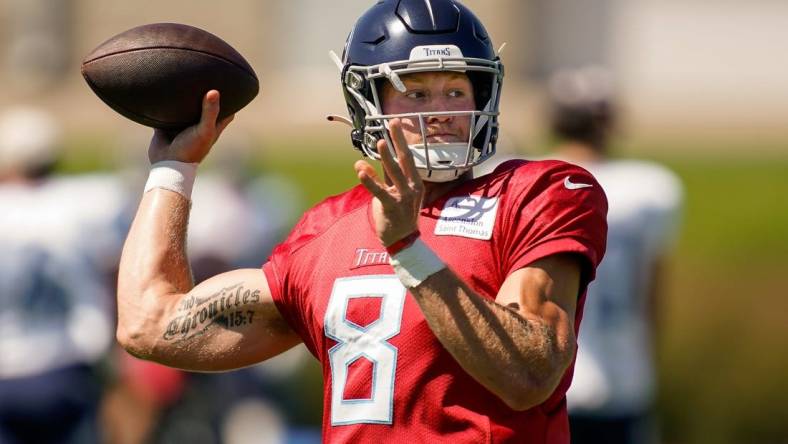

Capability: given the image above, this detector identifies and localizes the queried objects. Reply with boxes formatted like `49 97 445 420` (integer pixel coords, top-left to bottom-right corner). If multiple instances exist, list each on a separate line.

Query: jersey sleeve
262 219 322 357
263 245 310 348
500 161 608 285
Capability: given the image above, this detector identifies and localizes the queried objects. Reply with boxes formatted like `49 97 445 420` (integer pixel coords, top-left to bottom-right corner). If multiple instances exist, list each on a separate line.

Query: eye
405 89 426 100
448 89 467 98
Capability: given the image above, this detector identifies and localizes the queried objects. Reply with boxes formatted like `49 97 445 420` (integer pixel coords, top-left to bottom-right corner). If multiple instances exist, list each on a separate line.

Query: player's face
381 72 475 146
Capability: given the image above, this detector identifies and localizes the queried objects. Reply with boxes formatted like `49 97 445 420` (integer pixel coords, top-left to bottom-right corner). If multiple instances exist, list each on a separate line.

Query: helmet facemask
343 50 503 182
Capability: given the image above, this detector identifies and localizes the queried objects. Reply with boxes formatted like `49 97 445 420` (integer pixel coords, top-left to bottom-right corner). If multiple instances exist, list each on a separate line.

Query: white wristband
389 238 447 288
144 160 198 199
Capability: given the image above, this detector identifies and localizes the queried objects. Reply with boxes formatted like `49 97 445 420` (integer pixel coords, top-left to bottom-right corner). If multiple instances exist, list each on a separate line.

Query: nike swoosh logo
564 176 593 190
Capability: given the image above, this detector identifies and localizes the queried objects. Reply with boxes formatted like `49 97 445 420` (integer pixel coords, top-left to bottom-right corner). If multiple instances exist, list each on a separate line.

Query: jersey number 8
324 275 406 425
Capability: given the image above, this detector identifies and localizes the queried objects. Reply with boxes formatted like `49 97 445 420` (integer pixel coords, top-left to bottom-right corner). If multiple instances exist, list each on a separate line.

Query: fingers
198 90 222 134
198 90 237 145
377 119 412 191
378 119 422 197
147 90 230 164
215 114 235 138
388 119 420 184
376 138 408 192
354 160 392 203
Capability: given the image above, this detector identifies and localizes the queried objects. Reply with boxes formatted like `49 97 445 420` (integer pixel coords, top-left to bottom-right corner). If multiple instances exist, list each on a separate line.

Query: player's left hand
354 118 423 247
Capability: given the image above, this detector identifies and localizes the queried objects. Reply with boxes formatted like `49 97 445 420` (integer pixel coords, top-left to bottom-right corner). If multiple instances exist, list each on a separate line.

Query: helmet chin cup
409 142 471 168
419 167 470 183
408 141 473 182
412 141 473 182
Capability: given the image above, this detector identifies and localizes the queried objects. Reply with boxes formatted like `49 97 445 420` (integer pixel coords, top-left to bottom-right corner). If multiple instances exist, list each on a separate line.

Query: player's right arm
116 91 301 372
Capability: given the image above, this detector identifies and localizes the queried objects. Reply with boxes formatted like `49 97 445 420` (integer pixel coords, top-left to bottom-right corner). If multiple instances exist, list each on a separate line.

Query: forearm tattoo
163 283 260 342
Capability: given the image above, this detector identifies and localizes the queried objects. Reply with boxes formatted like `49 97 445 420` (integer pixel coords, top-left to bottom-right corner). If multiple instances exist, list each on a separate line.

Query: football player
0 107 121 443
117 1 608 442
547 67 683 444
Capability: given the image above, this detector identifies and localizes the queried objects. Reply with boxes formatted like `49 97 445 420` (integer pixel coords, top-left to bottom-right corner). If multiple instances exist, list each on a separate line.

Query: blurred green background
58 134 788 444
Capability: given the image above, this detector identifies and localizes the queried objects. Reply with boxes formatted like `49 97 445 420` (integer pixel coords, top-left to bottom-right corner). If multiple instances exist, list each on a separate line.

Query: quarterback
117 0 608 442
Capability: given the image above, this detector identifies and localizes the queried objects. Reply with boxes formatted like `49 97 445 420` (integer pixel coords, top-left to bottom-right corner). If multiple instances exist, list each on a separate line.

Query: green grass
650 157 788 444
253 141 365 207
57 135 788 443
664 158 788 264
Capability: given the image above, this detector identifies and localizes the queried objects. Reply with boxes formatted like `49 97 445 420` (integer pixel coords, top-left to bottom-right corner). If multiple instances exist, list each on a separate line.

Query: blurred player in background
545 67 684 444
116 1 608 442
0 107 127 443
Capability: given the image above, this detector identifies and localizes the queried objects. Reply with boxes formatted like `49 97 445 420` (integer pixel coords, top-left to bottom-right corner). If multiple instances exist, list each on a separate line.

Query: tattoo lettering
505 302 520 312
163 283 261 342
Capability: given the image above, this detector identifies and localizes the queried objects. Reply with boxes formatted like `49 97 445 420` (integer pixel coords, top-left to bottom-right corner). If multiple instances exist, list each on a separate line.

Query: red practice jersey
263 159 608 443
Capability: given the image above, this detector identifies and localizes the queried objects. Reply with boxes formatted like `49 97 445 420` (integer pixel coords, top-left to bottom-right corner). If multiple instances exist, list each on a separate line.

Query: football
81 23 259 130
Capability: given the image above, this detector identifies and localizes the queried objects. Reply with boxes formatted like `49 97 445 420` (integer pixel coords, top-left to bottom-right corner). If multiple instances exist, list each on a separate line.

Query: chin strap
326 114 353 127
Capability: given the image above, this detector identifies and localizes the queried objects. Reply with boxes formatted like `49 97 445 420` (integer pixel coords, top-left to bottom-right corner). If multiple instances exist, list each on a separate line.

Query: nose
425 92 465 124
427 113 452 124
427 116 453 124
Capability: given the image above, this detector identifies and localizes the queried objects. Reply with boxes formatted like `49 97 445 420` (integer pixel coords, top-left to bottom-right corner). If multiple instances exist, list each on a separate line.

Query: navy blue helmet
340 0 504 182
